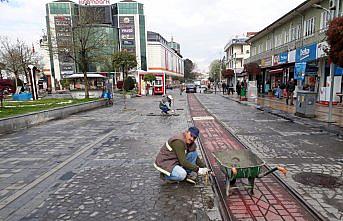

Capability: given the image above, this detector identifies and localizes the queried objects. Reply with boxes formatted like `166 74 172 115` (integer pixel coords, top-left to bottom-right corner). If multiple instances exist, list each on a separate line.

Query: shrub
124 77 135 91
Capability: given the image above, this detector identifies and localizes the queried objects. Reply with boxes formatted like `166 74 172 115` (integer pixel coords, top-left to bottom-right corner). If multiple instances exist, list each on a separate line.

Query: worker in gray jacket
154 127 209 183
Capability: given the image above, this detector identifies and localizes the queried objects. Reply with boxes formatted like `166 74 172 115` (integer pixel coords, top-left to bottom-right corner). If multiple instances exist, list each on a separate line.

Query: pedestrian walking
146 83 150 96
286 78 295 105
228 82 234 95
222 82 227 94
154 127 210 184
236 81 241 96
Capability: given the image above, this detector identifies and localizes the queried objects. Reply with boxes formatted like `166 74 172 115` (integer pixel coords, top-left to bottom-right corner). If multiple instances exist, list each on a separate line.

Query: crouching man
154 127 209 184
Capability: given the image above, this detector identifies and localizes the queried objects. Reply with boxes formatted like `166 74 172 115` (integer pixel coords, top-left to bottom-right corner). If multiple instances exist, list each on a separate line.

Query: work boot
186 172 198 182
160 173 178 184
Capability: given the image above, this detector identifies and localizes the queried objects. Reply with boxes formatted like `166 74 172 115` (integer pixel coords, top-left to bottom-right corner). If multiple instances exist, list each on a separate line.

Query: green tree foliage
60 79 70 89
184 58 196 80
143 73 156 83
209 59 221 82
326 17 343 67
124 76 135 91
112 51 137 78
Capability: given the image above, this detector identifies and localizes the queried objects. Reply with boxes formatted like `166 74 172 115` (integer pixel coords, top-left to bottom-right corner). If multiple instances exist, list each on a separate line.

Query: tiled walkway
223 93 343 128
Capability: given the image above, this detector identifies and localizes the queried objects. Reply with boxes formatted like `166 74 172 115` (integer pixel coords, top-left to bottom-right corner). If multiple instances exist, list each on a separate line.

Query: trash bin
295 90 317 118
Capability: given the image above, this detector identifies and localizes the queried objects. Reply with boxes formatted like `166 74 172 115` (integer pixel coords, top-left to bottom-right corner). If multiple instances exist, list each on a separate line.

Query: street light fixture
312 3 336 123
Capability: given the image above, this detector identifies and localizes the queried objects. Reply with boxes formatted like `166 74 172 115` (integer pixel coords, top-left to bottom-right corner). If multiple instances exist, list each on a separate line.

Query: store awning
268 68 283 74
64 74 107 79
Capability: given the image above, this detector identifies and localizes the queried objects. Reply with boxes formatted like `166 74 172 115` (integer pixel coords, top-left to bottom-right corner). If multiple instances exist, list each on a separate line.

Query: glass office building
113 1 147 71
45 0 147 90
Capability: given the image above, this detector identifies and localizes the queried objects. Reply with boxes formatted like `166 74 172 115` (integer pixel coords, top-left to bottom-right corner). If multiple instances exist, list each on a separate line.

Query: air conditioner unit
329 0 336 10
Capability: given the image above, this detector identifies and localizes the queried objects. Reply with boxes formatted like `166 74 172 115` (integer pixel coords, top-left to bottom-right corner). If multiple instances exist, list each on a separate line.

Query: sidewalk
221 92 343 136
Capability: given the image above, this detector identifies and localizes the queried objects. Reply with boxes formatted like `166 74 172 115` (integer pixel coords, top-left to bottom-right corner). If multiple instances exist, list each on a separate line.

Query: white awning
64 74 107 79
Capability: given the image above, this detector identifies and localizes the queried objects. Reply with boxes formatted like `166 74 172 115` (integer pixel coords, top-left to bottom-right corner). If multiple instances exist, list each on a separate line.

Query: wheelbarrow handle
258 166 287 178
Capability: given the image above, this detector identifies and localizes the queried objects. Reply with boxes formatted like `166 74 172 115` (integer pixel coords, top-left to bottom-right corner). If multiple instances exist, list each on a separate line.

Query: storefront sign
261 57 272 67
296 43 317 62
122 40 135 45
79 0 110 5
335 66 343 76
273 52 288 66
119 16 135 54
295 62 306 80
317 41 329 58
288 49 296 63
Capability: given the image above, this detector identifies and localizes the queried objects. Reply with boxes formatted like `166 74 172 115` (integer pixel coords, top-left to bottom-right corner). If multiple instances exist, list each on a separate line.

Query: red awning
268 68 283 74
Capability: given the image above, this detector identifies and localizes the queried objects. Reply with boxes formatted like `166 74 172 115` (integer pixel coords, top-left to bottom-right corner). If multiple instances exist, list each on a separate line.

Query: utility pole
313 3 336 122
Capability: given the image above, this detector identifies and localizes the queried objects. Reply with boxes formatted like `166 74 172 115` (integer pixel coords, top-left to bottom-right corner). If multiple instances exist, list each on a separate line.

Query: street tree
143 73 156 83
184 58 196 80
53 6 112 98
326 17 343 67
0 37 39 91
209 59 221 83
112 51 137 84
112 50 137 109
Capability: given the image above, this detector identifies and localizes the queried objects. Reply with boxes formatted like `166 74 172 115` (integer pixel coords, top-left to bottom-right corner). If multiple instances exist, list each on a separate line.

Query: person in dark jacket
154 127 209 183
286 78 295 105
236 81 241 96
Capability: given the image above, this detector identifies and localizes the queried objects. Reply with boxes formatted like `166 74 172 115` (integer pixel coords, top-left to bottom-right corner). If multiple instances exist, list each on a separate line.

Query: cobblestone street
0 93 219 221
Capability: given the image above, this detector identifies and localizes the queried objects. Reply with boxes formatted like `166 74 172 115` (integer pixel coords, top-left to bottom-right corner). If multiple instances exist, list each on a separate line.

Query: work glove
198 168 209 175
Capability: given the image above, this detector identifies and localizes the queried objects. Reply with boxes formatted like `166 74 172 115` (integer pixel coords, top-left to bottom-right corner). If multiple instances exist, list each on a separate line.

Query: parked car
186 83 196 93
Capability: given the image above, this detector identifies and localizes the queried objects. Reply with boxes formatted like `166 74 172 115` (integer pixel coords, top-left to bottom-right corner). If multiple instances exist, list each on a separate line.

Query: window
49 3 70 14
246 49 250 54
266 38 272 51
304 17 315 37
274 34 283 47
289 24 301 41
284 30 289 44
320 11 331 31
258 44 262 54
118 3 137 14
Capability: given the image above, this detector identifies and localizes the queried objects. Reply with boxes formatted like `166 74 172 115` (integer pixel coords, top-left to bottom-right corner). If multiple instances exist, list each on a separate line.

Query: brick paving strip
188 94 320 221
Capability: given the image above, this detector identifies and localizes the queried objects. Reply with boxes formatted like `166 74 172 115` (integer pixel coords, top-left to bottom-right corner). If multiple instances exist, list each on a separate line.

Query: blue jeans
160 105 170 114
165 151 198 181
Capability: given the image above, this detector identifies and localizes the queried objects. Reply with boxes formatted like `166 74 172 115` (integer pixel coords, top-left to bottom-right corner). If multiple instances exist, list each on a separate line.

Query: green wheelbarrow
212 149 287 196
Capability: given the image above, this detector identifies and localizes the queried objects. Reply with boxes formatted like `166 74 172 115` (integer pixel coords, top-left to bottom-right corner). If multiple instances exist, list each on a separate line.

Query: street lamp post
233 53 237 92
313 4 335 122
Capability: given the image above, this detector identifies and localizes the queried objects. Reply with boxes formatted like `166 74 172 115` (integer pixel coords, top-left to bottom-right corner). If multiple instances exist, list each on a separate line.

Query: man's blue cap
188 127 199 138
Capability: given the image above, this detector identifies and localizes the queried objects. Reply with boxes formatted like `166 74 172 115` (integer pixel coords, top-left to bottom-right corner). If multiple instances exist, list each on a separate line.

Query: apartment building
224 34 253 85
245 0 343 101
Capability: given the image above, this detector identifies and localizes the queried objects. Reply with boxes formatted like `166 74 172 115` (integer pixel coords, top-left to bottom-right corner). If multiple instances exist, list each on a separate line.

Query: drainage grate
293 172 341 189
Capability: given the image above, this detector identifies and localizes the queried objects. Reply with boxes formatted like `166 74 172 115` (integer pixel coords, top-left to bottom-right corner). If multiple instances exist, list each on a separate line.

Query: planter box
0 100 107 135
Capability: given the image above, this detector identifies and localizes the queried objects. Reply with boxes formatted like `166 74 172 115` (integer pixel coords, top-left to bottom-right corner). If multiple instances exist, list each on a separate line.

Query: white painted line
192 116 215 121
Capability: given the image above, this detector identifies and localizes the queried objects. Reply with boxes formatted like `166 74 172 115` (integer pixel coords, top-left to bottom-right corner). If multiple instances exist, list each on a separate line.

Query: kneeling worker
159 95 173 114
154 127 209 184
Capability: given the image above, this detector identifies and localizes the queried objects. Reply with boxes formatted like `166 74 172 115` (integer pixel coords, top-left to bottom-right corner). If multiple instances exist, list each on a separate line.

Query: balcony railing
244 29 327 64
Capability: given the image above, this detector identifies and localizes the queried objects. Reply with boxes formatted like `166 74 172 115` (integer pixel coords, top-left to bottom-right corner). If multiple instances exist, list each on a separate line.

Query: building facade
245 0 343 100
147 31 184 82
224 35 252 85
45 0 147 90
113 0 147 71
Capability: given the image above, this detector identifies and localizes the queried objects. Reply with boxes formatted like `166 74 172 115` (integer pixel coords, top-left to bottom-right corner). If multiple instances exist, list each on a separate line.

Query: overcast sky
0 0 305 72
